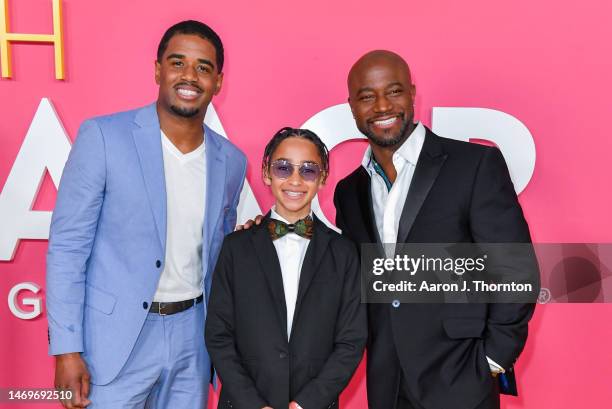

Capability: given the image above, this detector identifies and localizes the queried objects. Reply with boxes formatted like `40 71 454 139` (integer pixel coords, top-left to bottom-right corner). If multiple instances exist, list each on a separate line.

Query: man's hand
55 353 91 408
289 401 303 409
262 407 274 409
235 214 264 230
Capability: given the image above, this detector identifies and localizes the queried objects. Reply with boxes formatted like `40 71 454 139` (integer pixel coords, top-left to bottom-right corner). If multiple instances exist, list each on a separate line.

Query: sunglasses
269 159 323 182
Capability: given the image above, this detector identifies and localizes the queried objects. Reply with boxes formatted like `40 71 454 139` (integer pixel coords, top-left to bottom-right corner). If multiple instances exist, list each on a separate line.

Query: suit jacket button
156 260 162 268
279 352 287 359
143 302 149 309
392 299 400 308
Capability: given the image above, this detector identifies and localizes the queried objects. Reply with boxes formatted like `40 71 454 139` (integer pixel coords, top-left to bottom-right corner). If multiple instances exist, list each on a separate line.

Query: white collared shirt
153 130 206 302
270 208 311 339
361 122 426 245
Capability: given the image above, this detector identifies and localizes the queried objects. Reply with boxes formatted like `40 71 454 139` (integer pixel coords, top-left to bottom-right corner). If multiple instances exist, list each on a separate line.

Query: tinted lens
271 161 293 179
298 163 321 182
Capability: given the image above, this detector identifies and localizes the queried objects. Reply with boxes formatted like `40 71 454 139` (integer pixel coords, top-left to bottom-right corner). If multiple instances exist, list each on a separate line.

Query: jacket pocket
443 318 485 339
85 284 117 315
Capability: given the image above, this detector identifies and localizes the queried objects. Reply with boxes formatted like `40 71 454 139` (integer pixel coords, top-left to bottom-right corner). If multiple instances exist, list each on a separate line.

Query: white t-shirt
153 130 206 302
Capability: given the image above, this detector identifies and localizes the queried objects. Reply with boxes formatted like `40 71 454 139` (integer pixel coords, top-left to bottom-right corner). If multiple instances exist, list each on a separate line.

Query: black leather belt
149 294 203 315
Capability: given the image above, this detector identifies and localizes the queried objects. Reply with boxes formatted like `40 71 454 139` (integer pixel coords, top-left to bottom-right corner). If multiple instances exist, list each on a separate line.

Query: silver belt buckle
158 302 167 316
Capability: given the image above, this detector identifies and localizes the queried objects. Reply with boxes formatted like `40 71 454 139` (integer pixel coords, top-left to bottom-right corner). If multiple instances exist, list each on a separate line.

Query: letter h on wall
0 0 64 79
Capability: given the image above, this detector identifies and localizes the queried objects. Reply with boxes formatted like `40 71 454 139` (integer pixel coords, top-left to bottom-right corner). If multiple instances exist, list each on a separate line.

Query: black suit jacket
205 214 367 409
334 128 535 409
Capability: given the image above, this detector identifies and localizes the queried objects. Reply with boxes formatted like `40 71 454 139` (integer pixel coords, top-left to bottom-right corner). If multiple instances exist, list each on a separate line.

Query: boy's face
263 137 326 222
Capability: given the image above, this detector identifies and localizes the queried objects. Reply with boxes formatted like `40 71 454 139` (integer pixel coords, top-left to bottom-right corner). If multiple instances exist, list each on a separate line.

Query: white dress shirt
362 123 504 373
362 122 426 247
270 208 311 339
153 130 206 302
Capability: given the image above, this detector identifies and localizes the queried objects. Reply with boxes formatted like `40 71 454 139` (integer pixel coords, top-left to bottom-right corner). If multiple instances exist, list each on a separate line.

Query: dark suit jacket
205 214 367 409
334 128 535 409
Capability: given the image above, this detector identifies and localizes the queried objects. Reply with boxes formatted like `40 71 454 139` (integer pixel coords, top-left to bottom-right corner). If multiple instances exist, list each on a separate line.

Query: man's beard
363 114 412 148
170 105 200 118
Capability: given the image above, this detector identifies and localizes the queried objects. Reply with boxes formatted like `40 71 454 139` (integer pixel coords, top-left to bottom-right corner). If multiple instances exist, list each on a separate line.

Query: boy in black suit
206 127 367 409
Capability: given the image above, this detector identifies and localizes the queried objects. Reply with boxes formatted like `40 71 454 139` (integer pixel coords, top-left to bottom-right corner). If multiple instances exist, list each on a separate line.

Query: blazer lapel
292 216 332 334
132 104 167 251
396 130 447 242
202 127 227 268
251 215 288 341
355 168 382 244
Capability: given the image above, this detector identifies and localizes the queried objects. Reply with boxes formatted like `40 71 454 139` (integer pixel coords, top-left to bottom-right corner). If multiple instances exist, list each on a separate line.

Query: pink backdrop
1 0 612 407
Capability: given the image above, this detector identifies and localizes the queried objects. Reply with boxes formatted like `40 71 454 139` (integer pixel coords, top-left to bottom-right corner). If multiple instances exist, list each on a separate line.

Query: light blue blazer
46 103 247 385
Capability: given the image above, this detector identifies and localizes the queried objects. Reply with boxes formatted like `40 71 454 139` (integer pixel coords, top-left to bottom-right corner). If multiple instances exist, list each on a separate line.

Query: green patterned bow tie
268 216 314 240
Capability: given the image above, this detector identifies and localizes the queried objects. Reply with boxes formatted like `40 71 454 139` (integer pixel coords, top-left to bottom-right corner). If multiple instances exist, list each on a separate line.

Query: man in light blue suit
46 20 246 408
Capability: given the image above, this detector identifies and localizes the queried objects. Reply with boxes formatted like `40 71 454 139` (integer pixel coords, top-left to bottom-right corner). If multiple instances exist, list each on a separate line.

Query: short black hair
262 127 329 175
157 20 224 73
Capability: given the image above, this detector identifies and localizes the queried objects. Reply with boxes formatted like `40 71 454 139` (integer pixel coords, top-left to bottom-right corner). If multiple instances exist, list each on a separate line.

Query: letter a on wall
0 100 262 261
0 98 71 260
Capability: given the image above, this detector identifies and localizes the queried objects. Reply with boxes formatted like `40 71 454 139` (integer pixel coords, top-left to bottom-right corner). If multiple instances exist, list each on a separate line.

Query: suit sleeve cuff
48 329 84 356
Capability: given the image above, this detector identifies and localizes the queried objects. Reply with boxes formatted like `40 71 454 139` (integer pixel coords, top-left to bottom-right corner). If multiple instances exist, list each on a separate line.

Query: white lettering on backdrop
1 99 536 318
301 103 536 229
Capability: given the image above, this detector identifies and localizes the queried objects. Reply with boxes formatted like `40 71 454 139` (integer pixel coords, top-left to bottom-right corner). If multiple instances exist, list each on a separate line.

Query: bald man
333 51 535 409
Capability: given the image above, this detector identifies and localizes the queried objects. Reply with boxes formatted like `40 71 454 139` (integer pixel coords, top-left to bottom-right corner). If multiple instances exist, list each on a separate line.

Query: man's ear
348 96 356 118
155 60 161 85
214 72 224 95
